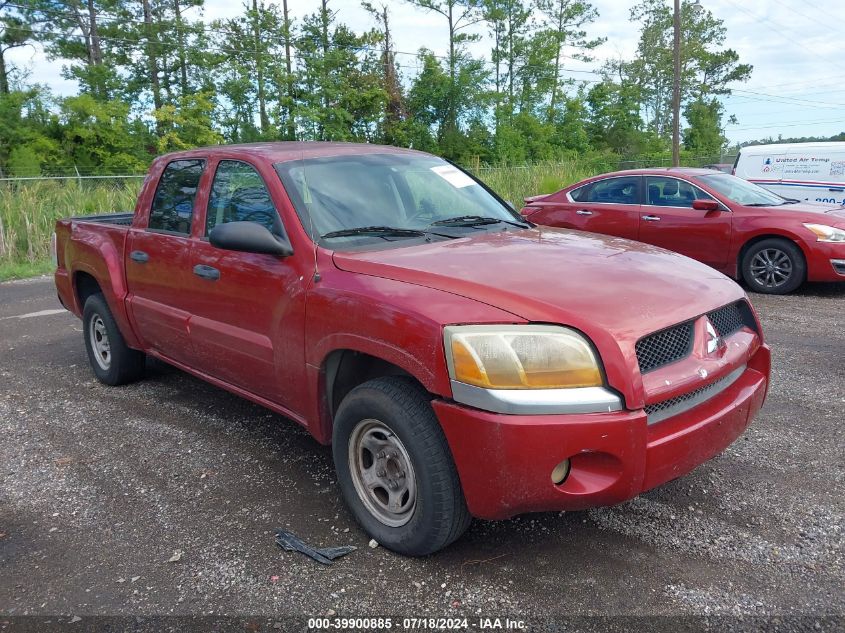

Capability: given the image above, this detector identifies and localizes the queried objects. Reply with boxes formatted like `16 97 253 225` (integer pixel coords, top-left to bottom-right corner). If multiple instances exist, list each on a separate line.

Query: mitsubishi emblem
705 319 722 354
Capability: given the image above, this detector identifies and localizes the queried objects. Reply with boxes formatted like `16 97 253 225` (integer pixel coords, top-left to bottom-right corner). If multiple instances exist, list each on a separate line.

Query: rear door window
584 177 640 204
149 159 205 234
206 160 280 234
646 176 715 208
570 184 591 202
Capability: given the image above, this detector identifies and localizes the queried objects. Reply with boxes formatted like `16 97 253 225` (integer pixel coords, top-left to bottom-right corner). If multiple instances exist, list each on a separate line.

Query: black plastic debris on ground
274 528 357 565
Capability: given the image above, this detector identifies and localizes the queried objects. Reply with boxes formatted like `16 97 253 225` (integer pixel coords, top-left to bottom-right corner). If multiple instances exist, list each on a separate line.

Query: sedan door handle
576 209 593 216
643 215 661 222
193 264 220 281
828 187 844 192
130 250 149 263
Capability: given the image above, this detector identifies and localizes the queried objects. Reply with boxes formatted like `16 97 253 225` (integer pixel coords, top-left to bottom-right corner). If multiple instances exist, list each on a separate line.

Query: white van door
735 150 787 196
779 150 845 204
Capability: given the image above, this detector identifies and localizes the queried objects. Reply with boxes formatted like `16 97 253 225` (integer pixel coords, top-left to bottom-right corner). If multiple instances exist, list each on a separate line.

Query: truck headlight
444 324 603 389
804 223 845 242
443 325 622 415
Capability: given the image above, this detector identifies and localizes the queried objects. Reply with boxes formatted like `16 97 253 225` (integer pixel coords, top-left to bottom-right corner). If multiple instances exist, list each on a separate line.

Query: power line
728 119 845 131
0 23 604 82
773 0 840 35
729 88 845 108
720 0 842 71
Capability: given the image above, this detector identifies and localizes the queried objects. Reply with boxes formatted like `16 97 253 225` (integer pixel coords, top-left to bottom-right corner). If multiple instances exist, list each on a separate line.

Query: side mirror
209 221 293 257
692 199 720 212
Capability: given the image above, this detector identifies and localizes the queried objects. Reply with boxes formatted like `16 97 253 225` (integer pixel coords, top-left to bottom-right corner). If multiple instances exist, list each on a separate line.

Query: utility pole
671 0 681 167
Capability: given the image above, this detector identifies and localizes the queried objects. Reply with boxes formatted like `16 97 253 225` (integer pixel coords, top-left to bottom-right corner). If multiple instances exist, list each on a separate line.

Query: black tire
82 293 146 385
332 376 471 556
741 238 805 295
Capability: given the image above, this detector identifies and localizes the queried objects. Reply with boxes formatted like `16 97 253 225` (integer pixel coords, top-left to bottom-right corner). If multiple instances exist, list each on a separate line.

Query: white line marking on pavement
1 309 67 320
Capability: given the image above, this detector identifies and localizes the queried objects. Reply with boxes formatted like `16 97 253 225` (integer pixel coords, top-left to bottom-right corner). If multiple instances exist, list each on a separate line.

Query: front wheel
332 377 471 556
82 293 146 385
741 238 805 295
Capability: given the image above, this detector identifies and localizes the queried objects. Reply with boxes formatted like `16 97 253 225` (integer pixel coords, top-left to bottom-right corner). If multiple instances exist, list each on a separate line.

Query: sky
8 0 845 148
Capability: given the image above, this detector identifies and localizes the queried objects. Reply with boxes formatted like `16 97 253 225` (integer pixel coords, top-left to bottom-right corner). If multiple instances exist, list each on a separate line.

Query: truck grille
635 301 757 374
635 321 694 373
644 365 746 424
707 301 755 338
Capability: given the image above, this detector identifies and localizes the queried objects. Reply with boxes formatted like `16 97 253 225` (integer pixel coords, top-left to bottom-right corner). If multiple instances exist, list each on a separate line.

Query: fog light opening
551 459 571 486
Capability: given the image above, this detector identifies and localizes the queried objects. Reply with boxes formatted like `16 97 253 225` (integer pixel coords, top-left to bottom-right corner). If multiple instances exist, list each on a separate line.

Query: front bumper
434 344 770 520
806 241 845 281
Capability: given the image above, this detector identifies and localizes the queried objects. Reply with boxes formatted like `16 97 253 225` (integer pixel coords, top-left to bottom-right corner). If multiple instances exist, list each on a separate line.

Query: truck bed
67 212 134 226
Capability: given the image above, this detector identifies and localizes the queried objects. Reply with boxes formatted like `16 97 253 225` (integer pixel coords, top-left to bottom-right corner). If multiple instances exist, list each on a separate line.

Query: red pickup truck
53 143 770 555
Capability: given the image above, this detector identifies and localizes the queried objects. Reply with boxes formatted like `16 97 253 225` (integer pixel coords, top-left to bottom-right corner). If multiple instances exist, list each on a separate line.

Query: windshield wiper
321 226 427 239
430 215 529 228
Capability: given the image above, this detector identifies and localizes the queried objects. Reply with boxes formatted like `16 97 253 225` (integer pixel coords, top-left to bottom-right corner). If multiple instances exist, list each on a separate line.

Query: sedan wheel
749 247 793 289
741 238 805 295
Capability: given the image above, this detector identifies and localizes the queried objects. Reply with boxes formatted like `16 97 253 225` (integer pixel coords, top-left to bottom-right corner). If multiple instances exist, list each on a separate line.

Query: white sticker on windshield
430 165 476 188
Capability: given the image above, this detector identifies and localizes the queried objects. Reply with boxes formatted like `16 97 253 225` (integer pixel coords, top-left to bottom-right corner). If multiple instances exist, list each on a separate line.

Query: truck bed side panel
54 219 142 350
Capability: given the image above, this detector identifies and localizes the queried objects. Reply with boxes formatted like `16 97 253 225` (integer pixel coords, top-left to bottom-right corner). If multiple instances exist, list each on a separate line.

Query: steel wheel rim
750 248 792 288
348 419 417 527
89 315 112 371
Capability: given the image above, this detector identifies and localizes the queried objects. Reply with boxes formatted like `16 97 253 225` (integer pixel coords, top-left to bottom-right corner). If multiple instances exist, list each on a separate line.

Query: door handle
576 209 593 216
130 250 149 263
643 215 661 222
193 264 220 281
828 188 844 192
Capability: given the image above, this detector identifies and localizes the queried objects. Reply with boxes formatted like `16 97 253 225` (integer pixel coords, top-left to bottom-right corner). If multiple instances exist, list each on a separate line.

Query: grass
477 160 608 204
0 180 141 281
0 161 604 282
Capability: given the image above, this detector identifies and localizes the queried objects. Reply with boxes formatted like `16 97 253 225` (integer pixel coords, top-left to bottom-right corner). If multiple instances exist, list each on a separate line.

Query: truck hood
331 227 745 345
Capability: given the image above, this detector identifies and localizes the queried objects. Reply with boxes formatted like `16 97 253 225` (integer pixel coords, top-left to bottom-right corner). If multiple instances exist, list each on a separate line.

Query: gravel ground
0 276 843 630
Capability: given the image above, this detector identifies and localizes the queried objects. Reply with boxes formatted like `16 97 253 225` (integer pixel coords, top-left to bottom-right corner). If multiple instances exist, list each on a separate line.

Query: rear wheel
332 376 471 556
82 293 145 385
741 238 805 295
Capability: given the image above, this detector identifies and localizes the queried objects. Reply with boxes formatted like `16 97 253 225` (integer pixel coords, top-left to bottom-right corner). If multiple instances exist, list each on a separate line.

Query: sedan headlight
444 324 603 389
804 223 845 242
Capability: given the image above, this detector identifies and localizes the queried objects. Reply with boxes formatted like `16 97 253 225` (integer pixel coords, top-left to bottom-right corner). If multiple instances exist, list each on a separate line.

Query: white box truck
732 142 845 205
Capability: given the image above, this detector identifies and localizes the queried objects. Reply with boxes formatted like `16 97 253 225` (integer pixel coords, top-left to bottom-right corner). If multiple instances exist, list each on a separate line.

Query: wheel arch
73 270 103 312
71 264 143 350
315 348 436 445
737 232 809 280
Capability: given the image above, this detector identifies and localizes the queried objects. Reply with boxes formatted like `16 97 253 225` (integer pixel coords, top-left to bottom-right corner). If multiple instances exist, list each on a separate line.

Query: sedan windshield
275 153 527 248
698 173 787 206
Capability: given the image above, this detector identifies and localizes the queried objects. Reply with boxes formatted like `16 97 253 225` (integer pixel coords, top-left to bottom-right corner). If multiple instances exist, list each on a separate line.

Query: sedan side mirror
692 199 721 212
209 221 293 257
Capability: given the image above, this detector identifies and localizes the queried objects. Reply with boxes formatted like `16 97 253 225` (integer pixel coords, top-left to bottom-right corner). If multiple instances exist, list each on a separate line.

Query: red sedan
521 168 845 294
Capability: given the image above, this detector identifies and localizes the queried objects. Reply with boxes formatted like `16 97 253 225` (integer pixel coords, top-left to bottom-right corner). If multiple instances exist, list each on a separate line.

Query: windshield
698 173 787 206
274 153 525 247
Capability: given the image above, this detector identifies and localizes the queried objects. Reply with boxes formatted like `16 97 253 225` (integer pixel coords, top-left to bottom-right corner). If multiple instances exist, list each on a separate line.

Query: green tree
296 1 384 141
683 97 725 156
153 91 222 153
1 2 34 95
625 0 751 137
59 93 149 172
22 0 125 100
482 0 531 120
403 0 487 136
534 0 602 121
362 2 406 145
